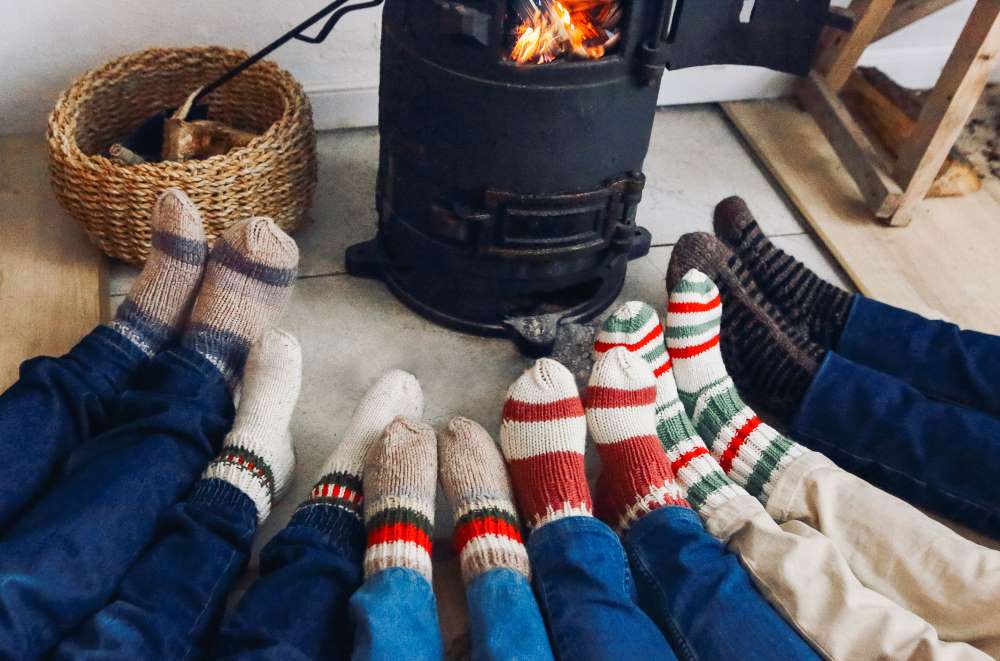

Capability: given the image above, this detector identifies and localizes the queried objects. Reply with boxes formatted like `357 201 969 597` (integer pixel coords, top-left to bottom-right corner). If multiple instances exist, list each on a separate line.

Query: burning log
509 0 622 65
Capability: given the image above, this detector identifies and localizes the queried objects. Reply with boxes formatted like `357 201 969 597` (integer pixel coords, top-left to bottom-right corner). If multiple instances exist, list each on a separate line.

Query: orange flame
510 1 617 65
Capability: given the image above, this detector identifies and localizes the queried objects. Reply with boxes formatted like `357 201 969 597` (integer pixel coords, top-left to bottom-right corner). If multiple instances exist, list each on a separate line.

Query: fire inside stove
508 0 622 64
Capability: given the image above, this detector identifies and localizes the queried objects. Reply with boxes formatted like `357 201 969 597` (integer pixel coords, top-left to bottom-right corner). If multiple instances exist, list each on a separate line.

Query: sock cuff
453 502 530 583
302 471 365 519
363 504 434 581
202 446 276 522
188 477 260 517
289 501 366 559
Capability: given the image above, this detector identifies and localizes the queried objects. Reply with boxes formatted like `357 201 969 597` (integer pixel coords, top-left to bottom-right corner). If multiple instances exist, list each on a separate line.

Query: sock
202 329 301 522
182 217 299 384
499 358 593 530
595 302 744 515
585 347 688 533
667 269 808 506
439 417 530 583
304 369 423 522
667 232 822 421
714 196 853 348
363 417 437 582
111 189 207 355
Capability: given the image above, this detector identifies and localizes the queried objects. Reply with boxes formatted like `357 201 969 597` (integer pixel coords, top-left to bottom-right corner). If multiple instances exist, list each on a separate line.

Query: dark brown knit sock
713 196 853 348
667 232 823 422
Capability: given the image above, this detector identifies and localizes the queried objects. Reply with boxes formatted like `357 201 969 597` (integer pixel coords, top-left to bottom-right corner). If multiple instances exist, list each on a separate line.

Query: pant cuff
764 451 835 524
289 502 366 559
189 477 258 516
702 493 767 543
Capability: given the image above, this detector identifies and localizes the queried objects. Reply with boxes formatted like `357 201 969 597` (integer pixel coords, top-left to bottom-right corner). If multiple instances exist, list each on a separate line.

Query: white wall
0 0 994 134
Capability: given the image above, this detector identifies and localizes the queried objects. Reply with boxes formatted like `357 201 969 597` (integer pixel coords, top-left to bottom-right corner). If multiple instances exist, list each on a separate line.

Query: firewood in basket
162 118 258 161
108 143 147 165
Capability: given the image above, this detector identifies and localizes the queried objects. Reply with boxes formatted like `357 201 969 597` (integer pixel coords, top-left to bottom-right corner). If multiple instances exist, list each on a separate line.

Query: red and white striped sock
586 347 689 533
500 358 593 530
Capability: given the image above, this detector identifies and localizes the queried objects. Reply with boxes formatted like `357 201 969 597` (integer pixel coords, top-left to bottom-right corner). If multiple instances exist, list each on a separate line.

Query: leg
792 351 1000 537
349 569 442 661
465 569 552 661
51 330 301 660
768 451 1000 659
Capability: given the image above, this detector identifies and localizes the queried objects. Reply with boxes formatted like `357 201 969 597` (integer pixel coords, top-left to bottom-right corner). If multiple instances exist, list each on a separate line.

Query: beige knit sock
111 189 207 355
362 417 437 582
201 329 302 522
439 417 530 584
182 217 299 384
303 370 423 521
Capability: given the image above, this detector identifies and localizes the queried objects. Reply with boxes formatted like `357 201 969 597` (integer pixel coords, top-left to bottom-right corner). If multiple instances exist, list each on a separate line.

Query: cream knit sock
303 370 424 522
201 329 301 522
111 189 207 355
439 417 530 584
182 217 299 384
363 417 438 582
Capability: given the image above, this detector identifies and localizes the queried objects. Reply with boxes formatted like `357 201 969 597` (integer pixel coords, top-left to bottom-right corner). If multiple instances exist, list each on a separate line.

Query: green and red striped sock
362 417 437 582
595 302 744 515
585 347 688 532
666 270 806 505
500 358 593 530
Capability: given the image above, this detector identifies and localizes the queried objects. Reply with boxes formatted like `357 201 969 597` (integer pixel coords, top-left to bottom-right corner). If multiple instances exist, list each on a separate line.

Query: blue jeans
0 326 146 528
792 296 1000 537
0 339 233 660
528 516 676 661
625 506 819 661
466 568 554 661
349 568 443 661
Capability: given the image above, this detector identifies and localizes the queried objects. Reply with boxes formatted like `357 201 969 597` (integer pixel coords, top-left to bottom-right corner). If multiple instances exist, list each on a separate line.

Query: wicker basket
48 46 317 265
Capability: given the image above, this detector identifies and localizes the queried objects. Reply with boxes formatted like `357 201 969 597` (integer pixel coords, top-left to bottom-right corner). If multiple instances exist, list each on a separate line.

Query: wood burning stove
347 0 841 355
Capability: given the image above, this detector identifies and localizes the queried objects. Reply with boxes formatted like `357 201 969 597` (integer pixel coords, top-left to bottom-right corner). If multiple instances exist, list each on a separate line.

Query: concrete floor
109 105 850 643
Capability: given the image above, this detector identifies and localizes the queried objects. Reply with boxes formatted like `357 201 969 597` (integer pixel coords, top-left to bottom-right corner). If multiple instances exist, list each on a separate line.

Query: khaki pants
766 451 1000 659
705 494 989 661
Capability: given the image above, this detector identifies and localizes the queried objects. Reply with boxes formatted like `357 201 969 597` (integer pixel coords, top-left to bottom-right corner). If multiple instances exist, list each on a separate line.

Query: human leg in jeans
0 216 298 659
349 417 443 661
213 369 423 660
438 417 553 661
51 330 301 660
592 305 819 660
715 195 1000 416
666 269 992 660
0 189 206 527
500 358 676 661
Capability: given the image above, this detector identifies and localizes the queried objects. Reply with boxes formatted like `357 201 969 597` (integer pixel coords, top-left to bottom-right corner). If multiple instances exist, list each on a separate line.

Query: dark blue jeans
528 516 676 661
792 296 1000 538
0 326 146 528
0 341 233 660
625 506 819 661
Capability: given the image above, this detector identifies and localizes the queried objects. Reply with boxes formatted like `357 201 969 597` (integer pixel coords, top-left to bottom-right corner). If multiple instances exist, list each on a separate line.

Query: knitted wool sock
182 217 299 384
667 232 822 421
439 417 530 584
202 329 301 522
363 417 437 582
304 370 424 522
666 269 808 506
500 358 593 530
585 347 689 533
110 189 207 355
594 303 744 515
714 196 853 348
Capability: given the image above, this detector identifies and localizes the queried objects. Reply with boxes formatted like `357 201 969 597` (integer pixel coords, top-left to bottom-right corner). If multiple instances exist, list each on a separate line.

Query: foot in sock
585 347 688 532
500 359 593 530
439 417 530 583
667 269 809 506
714 196 853 348
363 417 437 582
182 216 299 384
594 304 743 516
667 232 822 420
304 370 424 522
111 189 207 355
202 329 302 522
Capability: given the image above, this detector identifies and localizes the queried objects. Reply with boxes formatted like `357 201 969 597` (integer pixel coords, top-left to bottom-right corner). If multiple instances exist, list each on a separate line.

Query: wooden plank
815 0 897 92
795 71 903 218
0 134 107 391
892 0 1000 223
876 0 963 39
723 98 1000 333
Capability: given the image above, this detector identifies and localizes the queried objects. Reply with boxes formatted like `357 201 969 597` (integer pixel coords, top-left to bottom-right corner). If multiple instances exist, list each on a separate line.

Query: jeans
51 479 258 660
213 504 366 660
349 568 443 661
466 568 554 661
528 516 676 661
0 340 233 660
625 506 819 661
0 326 146 528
